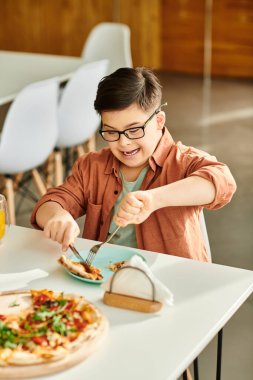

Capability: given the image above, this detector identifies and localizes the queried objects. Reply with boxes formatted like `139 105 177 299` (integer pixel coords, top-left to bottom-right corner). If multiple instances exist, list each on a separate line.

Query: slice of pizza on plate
107 260 128 272
58 255 103 281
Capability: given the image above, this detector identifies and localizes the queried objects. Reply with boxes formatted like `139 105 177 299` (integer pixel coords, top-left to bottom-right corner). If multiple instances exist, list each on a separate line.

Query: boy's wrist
149 188 164 212
148 184 174 211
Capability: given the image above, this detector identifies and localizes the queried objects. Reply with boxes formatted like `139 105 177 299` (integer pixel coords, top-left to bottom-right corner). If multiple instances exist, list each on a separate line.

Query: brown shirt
31 129 236 262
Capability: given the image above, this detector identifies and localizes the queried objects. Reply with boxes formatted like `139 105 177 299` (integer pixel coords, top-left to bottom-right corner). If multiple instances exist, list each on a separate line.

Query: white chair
54 59 109 186
183 210 211 380
0 79 58 224
81 22 133 74
200 209 212 259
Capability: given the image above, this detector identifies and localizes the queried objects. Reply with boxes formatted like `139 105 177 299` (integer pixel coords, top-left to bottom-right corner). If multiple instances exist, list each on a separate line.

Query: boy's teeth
123 149 139 156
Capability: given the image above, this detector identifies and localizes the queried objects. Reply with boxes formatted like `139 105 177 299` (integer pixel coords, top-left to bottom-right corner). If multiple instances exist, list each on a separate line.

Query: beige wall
0 0 252 78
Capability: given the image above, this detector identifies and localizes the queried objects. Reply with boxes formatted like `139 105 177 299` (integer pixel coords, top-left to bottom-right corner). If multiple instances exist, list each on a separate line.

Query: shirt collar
105 149 120 176
149 127 174 170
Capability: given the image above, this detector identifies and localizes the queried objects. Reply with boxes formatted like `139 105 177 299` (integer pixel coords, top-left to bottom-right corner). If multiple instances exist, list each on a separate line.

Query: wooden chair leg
44 152 54 188
186 368 193 380
13 173 23 191
183 368 193 380
55 150 63 186
5 176 16 225
85 134 96 152
31 169 47 196
76 144 85 158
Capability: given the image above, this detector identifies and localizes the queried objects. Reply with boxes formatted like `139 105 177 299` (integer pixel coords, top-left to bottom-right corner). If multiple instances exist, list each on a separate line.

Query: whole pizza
0 289 107 367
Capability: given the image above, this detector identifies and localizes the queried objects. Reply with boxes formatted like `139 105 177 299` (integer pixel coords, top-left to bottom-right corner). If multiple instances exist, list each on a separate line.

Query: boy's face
101 103 165 171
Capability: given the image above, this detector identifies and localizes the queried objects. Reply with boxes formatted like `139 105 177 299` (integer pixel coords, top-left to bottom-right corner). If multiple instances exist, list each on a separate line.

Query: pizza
107 260 127 272
58 255 103 281
0 289 105 366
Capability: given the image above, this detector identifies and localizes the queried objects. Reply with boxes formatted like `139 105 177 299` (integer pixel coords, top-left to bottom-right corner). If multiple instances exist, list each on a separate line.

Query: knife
69 244 92 273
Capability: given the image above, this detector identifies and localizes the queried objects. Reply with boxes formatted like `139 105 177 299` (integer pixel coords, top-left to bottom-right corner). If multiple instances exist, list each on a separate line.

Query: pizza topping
0 290 102 366
31 335 48 347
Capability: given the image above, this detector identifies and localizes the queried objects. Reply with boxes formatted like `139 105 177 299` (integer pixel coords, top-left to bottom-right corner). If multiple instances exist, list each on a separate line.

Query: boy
31 67 236 262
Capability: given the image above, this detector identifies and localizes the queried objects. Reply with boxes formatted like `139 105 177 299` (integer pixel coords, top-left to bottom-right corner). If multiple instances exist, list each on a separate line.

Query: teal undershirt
108 166 149 248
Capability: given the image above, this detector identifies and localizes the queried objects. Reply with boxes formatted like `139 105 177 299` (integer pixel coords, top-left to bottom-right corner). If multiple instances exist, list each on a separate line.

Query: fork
85 225 120 266
69 244 93 273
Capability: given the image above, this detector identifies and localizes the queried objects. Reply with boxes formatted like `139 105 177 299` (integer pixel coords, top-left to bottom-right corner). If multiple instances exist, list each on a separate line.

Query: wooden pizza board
0 290 109 379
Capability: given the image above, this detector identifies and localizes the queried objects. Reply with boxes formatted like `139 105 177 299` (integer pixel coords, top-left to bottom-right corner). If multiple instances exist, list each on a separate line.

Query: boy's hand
114 191 155 227
43 209 80 252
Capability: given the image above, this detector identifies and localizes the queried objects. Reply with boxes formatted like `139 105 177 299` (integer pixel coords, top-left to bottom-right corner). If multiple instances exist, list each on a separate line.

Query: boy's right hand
43 209 80 252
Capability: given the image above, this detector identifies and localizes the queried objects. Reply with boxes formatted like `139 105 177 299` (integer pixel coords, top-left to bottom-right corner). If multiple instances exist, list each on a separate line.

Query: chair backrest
200 209 212 260
81 22 133 74
0 79 58 174
56 59 109 148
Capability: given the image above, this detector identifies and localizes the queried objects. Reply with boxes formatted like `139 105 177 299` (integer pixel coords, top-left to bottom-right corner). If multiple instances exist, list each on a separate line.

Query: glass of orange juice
0 194 9 243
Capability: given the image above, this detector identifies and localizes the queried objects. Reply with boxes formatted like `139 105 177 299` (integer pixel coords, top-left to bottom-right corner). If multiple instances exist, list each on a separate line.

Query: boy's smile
121 148 140 157
101 103 165 178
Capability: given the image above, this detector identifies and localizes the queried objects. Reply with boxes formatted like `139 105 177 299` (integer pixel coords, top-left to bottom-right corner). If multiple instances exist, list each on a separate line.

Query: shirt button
114 190 118 195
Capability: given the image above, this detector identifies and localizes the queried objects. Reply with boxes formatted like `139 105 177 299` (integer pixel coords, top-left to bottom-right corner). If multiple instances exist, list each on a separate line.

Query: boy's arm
35 201 72 229
35 201 80 251
114 176 215 227
30 155 92 249
31 155 90 230
115 146 236 227
151 175 215 208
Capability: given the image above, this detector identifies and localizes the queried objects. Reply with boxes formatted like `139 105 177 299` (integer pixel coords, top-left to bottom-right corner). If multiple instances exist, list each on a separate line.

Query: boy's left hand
114 191 154 227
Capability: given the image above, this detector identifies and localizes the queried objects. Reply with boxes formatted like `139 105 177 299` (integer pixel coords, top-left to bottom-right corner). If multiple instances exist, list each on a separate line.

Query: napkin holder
103 266 162 313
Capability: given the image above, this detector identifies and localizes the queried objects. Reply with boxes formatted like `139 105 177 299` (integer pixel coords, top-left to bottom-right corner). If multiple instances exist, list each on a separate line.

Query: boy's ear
156 111 166 130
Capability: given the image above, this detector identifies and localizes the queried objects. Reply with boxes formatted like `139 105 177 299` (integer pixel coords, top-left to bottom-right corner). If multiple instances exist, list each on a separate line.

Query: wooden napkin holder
103 266 162 313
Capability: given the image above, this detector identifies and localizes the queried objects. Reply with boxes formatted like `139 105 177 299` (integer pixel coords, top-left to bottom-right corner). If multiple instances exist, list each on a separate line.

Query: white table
0 225 252 380
0 51 84 105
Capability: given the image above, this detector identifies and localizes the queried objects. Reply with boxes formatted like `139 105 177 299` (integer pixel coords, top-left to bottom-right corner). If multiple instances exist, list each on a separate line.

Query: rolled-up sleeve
184 148 237 210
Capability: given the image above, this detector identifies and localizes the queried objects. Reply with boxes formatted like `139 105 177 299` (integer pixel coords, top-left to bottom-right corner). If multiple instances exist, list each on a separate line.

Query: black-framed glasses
99 102 167 142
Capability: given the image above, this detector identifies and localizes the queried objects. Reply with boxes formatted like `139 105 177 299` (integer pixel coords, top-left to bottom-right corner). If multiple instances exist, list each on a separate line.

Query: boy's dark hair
94 67 162 114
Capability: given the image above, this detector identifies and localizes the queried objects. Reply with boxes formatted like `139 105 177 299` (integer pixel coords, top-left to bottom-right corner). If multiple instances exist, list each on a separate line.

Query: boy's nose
118 133 131 146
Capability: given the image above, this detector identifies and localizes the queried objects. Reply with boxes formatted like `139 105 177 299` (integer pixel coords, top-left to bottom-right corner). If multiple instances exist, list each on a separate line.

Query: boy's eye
128 127 141 134
104 130 118 135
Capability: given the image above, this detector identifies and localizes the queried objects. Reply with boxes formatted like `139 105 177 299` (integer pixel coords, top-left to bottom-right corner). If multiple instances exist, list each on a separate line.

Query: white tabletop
0 225 252 380
0 51 84 105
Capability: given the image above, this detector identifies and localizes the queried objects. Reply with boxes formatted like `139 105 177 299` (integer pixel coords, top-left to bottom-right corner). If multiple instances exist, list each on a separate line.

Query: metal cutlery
85 226 120 266
68 244 92 273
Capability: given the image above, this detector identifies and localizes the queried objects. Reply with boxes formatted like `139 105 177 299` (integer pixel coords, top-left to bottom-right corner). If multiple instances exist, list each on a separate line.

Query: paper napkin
102 255 174 306
0 269 49 292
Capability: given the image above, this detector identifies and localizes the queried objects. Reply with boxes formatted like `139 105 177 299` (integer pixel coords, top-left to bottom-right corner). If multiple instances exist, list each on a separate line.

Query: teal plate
65 245 146 285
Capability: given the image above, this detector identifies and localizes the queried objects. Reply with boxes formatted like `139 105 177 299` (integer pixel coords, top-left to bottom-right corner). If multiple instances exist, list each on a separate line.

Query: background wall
0 0 253 78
